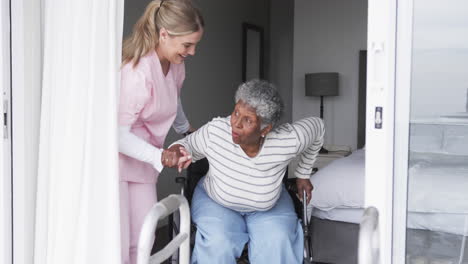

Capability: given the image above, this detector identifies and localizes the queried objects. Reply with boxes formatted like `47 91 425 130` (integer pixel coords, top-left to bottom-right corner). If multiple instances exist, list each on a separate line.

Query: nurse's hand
162 144 192 172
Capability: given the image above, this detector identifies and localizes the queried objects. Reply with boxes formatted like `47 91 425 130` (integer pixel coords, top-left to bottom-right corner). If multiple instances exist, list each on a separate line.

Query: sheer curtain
34 0 124 263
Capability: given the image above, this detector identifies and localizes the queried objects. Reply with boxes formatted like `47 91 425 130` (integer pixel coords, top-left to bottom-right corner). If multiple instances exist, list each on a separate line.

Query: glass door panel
406 0 468 263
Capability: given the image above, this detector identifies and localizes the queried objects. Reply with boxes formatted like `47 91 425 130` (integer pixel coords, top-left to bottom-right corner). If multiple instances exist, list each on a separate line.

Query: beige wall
293 0 368 149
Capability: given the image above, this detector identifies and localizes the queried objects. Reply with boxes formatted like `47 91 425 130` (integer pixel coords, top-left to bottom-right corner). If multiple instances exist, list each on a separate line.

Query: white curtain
35 0 124 263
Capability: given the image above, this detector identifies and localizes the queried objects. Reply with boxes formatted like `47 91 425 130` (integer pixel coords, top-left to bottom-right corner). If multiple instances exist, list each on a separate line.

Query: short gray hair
234 79 284 128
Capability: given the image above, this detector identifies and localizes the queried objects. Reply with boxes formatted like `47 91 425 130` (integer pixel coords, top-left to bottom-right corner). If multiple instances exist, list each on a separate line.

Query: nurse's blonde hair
122 0 204 67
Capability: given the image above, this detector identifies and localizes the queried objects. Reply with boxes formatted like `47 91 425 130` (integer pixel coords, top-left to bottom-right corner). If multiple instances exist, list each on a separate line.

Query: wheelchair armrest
175 176 186 196
175 176 186 185
285 177 297 193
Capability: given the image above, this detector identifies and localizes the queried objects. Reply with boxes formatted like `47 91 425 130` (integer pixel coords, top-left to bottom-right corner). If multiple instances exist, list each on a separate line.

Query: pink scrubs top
119 50 185 183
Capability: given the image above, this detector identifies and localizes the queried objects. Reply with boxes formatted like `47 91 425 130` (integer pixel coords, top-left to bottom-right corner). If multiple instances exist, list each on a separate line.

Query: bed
306 122 468 264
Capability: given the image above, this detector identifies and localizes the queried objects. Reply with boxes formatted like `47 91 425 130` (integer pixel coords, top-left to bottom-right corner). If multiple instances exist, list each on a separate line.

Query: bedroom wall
269 0 294 124
292 0 367 150
123 0 271 200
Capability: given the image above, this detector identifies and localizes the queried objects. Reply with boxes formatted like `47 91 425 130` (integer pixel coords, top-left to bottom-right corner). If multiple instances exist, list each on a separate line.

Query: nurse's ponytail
122 0 204 67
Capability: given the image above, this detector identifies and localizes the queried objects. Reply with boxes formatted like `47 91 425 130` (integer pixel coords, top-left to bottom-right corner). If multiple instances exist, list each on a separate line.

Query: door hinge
3 99 8 139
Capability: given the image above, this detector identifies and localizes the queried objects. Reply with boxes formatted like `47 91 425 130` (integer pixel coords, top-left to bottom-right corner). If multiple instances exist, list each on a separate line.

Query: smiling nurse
118 1 204 263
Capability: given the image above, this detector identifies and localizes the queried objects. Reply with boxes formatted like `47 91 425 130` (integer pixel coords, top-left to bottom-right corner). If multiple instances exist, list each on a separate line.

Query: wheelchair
166 158 315 264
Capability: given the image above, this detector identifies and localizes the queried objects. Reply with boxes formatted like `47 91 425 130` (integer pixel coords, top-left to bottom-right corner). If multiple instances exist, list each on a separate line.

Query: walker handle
137 194 191 264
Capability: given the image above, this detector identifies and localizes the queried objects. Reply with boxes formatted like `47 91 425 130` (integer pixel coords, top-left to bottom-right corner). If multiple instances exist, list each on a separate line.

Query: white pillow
309 149 365 211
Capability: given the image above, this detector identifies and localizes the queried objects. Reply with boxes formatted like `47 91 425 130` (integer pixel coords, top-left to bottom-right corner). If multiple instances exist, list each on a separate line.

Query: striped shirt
172 116 324 212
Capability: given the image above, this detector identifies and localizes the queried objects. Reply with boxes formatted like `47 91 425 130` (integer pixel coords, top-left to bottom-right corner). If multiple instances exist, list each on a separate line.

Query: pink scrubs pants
120 181 157 264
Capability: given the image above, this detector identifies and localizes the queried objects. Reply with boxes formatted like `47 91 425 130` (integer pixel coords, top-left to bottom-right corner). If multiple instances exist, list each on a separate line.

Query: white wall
293 0 367 149
123 0 271 199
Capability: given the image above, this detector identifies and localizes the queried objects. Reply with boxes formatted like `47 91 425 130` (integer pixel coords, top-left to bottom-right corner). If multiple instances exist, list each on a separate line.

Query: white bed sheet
408 152 468 213
311 207 468 236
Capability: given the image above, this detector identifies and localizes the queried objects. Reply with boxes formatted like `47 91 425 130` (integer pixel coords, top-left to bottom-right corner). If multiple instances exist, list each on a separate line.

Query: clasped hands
161 144 192 172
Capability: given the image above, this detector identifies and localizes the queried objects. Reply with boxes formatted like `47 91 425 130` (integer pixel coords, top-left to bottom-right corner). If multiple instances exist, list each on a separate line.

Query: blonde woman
118 1 203 263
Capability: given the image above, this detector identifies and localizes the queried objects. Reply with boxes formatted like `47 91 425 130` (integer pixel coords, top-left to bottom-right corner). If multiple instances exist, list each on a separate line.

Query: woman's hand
177 147 192 171
161 144 192 172
296 178 314 205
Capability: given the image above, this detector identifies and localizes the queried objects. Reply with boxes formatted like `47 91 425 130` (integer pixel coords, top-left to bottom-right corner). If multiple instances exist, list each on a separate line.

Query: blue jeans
190 177 303 264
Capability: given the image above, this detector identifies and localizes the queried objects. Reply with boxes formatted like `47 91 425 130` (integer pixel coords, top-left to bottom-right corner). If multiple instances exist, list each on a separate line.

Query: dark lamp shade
305 72 339 97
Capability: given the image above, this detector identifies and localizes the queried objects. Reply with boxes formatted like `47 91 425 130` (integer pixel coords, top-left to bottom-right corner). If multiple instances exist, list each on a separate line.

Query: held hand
161 145 181 168
161 144 192 171
296 178 314 205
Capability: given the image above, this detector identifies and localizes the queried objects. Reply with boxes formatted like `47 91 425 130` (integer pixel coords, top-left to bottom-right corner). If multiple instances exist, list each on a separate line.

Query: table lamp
305 72 339 153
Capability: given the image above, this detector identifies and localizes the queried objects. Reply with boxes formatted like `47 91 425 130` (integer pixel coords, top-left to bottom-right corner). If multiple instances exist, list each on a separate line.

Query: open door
364 0 468 263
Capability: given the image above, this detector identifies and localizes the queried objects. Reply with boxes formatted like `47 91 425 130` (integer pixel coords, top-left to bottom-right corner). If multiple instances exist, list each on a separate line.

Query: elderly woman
162 79 324 264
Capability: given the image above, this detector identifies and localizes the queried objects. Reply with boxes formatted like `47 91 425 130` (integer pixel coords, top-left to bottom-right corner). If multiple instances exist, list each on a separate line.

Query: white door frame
366 0 415 263
365 0 397 263
392 0 414 262
1 0 12 263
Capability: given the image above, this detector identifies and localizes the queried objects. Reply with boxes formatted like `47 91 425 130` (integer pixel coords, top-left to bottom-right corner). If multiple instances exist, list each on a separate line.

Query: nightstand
314 145 352 170
287 145 352 177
